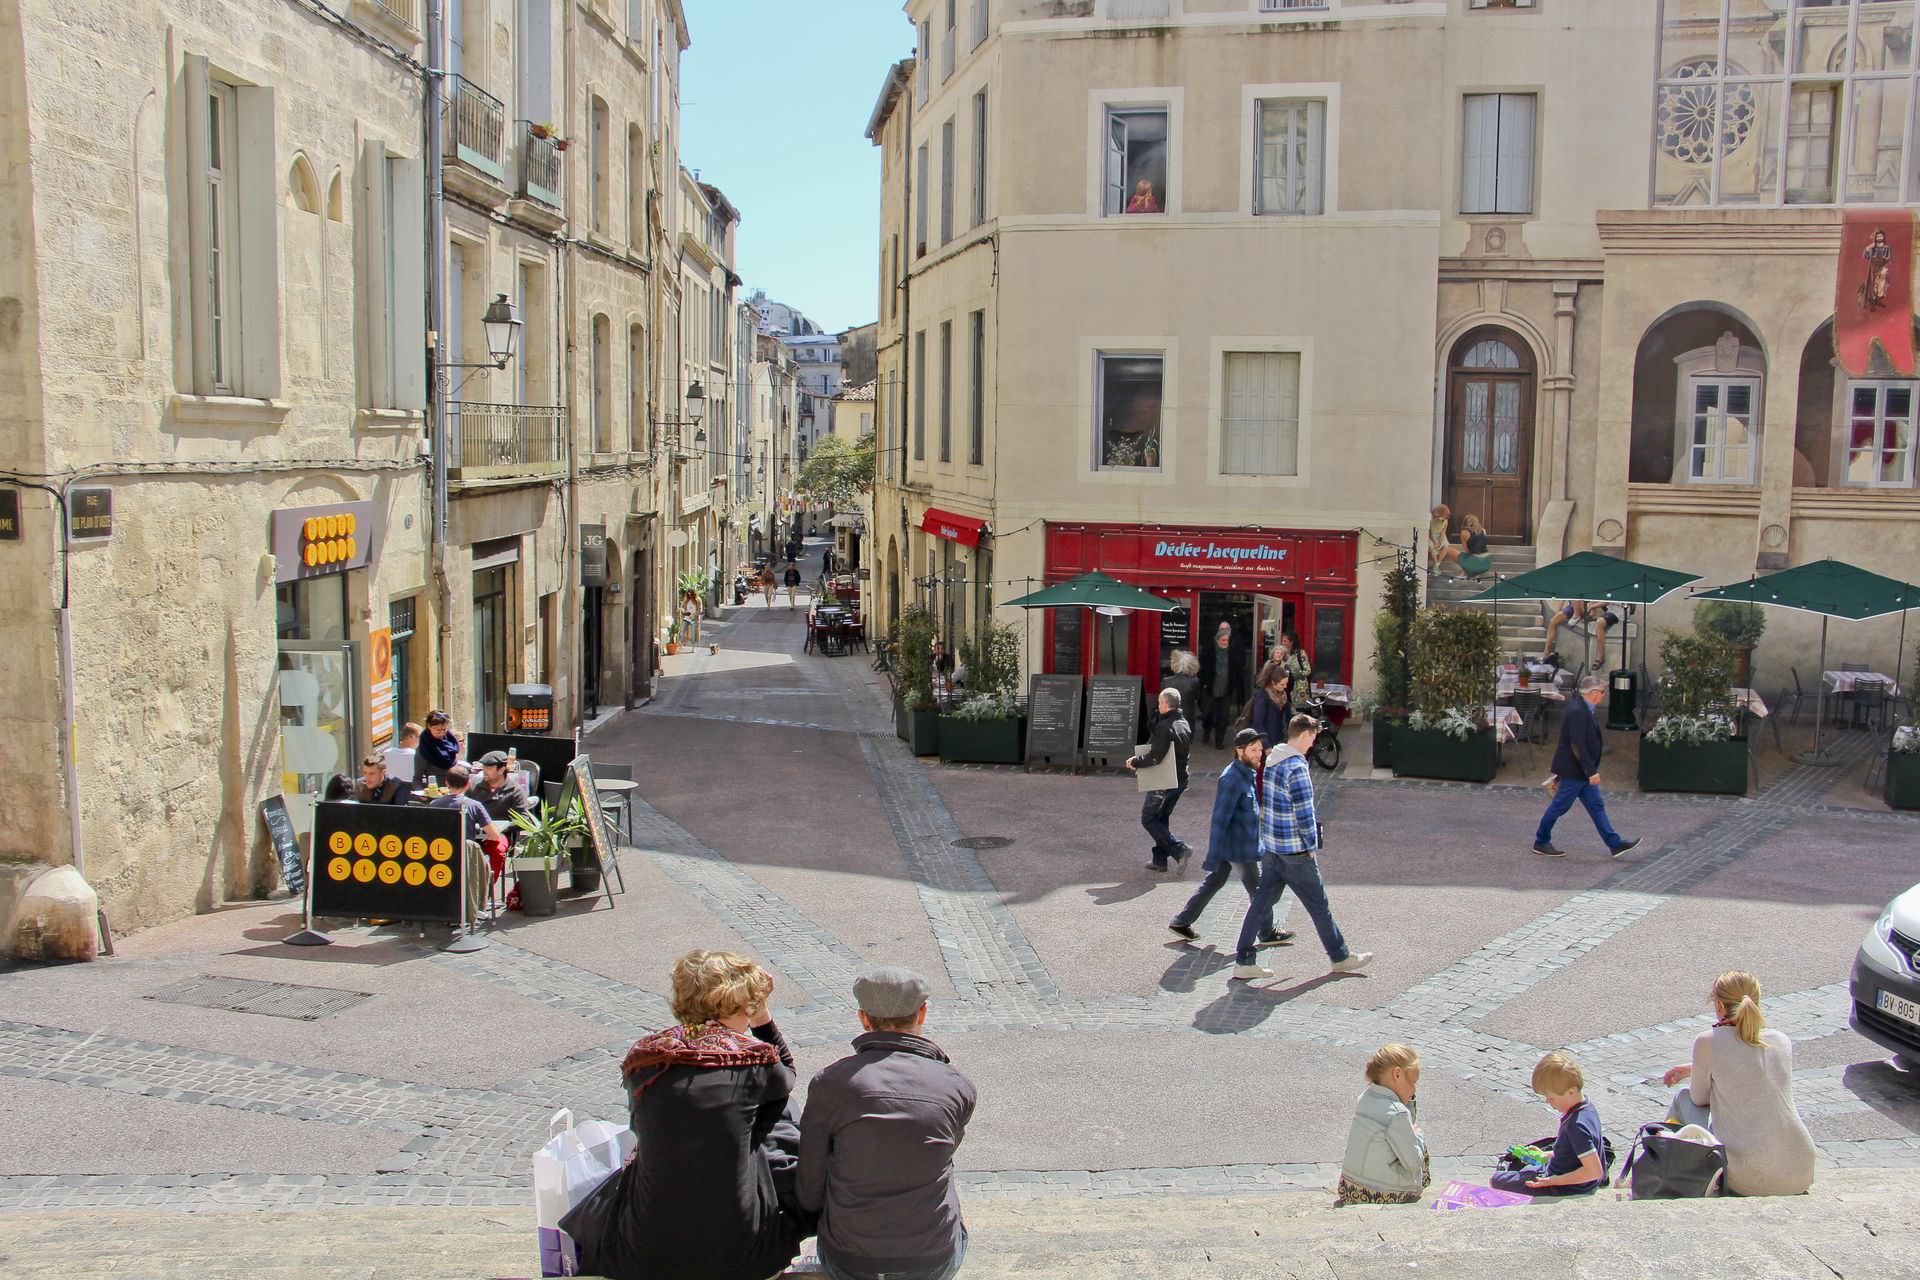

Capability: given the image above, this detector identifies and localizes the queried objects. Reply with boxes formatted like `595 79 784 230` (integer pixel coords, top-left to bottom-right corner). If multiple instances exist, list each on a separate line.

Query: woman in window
1125 179 1160 214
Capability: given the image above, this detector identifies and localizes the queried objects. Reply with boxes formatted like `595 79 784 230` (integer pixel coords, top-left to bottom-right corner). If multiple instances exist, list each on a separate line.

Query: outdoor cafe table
813 608 850 655
1823 670 1901 694
1496 673 1567 702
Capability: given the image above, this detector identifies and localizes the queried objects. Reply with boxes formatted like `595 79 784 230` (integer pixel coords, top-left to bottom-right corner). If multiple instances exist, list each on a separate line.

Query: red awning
920 507 986 547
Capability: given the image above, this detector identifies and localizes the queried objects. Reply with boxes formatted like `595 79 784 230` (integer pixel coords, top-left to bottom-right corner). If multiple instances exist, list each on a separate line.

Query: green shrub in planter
1392 607 1501 782
1391 723 1498 782
1371 711 1395 769
1639 630 1745 795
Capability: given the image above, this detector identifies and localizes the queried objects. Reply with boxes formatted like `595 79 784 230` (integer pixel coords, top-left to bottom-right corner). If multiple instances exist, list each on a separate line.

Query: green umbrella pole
1793 615 1837 767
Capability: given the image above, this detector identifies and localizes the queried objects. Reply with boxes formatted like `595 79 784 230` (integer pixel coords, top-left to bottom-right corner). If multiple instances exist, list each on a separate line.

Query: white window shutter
360 140 392 408
183 53 214 395
235 84 280 398
388 153 426 411
1304 100 1326 214
1105 114 1127 215
1460 94 1497 214
1275 352 1300 474
519 0 553 121
1494 93 1535 214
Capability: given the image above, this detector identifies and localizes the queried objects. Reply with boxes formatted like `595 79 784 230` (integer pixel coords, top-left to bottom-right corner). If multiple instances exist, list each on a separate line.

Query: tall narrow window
943 0 956 79
913 330 927 461
1686 376 1759 483
916 21 930 104
940 118 956 244
1102 106 1168 216
1785 84 1839 205
915 143 930 253
1460 92 1535 215
590 96 610 231
971 89 988 226
1096 352 1164 470
591 314 612 453
206 82 239 392
1222 352 1301 477
939 320 953 463
627 123 646 245
968 310 985 466
1845 382 1915 487
1255 99 1325 216
972 0 988 48
890 233 900 315
629 322 647 451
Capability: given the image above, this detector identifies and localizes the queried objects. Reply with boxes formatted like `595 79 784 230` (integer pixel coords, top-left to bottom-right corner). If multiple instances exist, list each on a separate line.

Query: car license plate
1879 989 1920 1028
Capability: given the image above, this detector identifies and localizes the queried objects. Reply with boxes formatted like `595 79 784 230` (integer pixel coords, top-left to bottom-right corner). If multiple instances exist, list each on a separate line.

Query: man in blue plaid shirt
1233 713 1373 982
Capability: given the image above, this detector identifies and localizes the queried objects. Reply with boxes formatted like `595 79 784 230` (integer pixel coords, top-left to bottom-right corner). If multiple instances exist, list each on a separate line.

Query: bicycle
1298 697 1343 773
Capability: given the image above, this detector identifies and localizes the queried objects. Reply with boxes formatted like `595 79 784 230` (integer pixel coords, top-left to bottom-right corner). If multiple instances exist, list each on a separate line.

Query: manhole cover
145 975 372 1022
952 836 1013 850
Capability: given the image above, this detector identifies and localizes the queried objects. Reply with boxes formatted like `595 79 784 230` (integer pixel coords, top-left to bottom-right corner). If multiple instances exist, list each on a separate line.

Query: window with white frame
1109 0 1170 18
1470 0 1535 8
943 0 956 80
1221 352 1300 476
1103 106 1169 216
1460 92 1535 215
1260 0 1329 11
916 22 929 104
1845 381 1916 487
181 57 280 400
360 141 426 410
916 143 930 252
1096 352 1164 470
940 117 956 244
206 81 239 392
971 90 988 226
1255 99 1325 216
972 0 987 48
1686 376 1759 483
1785 82 1839 204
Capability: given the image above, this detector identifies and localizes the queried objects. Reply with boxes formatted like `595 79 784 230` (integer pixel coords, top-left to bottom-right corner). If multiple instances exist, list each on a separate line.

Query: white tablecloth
1732 688 1769 719
1496 674 1566 701
1308 682 1351 705
1824 670 1901 695
1490 706 1522 744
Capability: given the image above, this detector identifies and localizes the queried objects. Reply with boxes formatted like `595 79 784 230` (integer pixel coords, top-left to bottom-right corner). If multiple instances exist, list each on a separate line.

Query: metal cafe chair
1851 678 1890 733
596 762 636 846
1774 667 1812 723
1509 689 1548 749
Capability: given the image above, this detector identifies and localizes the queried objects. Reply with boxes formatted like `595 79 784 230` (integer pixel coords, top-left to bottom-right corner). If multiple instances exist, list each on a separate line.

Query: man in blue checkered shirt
1232 712 1373 982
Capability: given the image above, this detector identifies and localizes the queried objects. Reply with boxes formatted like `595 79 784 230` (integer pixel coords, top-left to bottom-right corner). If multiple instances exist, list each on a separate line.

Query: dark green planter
894 697 909 742
1371 712 1395 769
1885 752 1920 810
1638 736 1748 796
904 705 940 756
937 716 1024 764
568 841 601 895
1391 724 1498 783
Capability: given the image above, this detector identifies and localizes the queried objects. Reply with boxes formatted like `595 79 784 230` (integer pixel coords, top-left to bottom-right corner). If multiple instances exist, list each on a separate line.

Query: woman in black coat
575 951 803 1280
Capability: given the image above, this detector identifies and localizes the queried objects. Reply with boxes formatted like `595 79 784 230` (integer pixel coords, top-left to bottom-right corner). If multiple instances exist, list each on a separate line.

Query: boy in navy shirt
1492 1051 1608 1196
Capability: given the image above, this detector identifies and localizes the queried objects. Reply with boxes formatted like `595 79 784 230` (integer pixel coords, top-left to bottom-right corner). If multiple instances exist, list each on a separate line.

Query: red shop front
1042 523 1359 696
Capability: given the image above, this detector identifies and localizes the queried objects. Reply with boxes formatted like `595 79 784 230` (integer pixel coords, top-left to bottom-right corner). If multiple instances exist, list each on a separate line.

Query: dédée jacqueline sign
1150 539 1291 566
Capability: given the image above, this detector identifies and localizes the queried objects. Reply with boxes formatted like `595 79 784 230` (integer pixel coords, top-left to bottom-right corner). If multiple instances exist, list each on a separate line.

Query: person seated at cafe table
472 750 535 826
418 710 462 774
352 753 409 805
430 764 510 912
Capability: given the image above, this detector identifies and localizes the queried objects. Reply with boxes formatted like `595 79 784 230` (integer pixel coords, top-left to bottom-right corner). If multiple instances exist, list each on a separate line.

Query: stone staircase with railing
1424 543 1551 658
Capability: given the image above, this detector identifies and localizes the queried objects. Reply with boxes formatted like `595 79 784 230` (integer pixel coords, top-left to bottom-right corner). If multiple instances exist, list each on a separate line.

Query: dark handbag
559 1157 638 1276
1231 697 1256 735
1615 1122 1725 1199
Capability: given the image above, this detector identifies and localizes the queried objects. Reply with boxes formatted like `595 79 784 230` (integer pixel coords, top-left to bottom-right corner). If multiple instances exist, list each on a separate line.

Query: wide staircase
1425 543 1548 657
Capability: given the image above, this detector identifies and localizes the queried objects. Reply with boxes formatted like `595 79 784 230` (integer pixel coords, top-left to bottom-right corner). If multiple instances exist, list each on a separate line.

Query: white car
1852 882 1920 1070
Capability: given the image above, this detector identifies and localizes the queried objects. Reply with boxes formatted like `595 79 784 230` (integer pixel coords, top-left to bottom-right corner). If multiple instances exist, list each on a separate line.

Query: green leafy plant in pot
1369 556 1420 766
507 800 589 917
896 603 940 755
1641 629 1745 795
1693 599 1766 688
1393 605 1500 782
941 622 1025 763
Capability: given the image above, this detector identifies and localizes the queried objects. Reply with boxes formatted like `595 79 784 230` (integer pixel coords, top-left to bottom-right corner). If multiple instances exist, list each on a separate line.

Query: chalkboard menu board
558 756 617 908
309 801 465 924
1312 609 1346 682
260 795 305 897
1084 675 1143 761
1051 608 1084 674
1025 674 1084 765
1159 606 1190 652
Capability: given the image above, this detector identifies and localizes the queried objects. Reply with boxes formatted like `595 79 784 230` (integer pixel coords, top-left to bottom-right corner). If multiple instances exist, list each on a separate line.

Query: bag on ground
1615 1121 1725 1200
533 1107 636 1277
1430 1179 1532 1210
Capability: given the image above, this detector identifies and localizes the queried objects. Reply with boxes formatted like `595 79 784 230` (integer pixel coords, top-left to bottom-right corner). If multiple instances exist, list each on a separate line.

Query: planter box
1371 713 1395 770
938 715 1024 765
1390 724 1498 783
1638 737 1748 796
894 697 909 742
1885 752 1920 810
567 842 602 895
512 857 560 916
904 705 940 756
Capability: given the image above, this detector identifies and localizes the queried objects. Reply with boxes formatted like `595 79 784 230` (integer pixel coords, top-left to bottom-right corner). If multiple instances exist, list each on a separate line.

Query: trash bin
507 683 554 734
1606 668 1639 732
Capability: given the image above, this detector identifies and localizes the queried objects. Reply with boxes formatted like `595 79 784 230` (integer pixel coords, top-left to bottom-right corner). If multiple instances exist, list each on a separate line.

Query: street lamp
480 294 522 368
687 380 707 445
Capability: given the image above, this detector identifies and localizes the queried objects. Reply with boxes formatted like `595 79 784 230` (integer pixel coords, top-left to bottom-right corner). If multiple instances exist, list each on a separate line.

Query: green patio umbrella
1691 559 1920 765
1003 571 1182 612
1464 551 1702 683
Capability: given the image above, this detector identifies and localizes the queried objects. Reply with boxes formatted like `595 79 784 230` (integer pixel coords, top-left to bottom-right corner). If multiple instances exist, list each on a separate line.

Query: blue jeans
1141 785 1188 865
1534 776 1624 849
820 1230 966 1280
1237 853 1347 965
1170 860 1263 930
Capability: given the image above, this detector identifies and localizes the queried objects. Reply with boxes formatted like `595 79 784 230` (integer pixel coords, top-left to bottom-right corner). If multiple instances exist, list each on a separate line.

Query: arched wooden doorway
1443 327 1536 544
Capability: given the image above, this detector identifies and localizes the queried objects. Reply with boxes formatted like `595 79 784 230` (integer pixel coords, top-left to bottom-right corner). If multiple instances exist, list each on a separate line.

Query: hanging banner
1835 209 1917 377
369 626 395 746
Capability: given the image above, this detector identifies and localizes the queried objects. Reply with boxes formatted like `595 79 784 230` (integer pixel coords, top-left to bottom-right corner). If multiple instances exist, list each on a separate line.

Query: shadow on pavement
1086 880 1158 907
1841 1060 1920 1134
1160 943 1233 994
1192 971 1347 1035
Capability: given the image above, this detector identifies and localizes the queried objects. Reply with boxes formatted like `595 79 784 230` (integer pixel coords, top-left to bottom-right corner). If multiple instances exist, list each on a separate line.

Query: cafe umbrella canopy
1690 559 1920 766
1003 571 1183 692
1464 551 1703 671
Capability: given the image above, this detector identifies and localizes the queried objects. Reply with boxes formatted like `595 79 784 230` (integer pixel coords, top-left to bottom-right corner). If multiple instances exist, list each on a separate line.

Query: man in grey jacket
798 967 976 1280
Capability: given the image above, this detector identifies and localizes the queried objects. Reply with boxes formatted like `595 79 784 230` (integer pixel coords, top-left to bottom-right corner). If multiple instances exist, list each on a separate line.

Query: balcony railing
518 122 563 208
361 0 418 29
445 75 505 182
448 402 565 479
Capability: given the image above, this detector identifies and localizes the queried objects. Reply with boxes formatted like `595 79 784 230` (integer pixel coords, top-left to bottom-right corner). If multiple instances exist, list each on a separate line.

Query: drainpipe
561 0 581 730
426 0 454 709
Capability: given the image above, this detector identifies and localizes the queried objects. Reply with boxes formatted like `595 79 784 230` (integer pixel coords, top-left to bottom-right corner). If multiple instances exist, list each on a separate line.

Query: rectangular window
916 143 930 253
1785 83 1839 204
1103 106 1169 216
590 97 610 231
206 82 238 392
629 322 647 451
940 118 956 244
1255 99 1325 216
1460 92 1535 215
943 0 956 80
971 90 988 226
1687 376 1759 483
359 140 426 411
1096 352 1163 470
968 310 985 466
1261 0 1329 9
1845 381 1916 487
939 320 953 463
972 0 988 48
916 21 929 104
890 234 900 315
913 329 927 461
1221 352 1301 476
1110 0 1170 18
627 124 646 245
591 316 611 453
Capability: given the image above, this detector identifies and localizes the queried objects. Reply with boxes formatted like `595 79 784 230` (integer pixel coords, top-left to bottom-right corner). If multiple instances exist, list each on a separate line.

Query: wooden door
1444 329 1534 544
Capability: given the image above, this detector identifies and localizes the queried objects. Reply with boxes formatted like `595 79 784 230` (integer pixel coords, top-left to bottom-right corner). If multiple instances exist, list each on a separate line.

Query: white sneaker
1231 963 1275 981
1331 951 1374 974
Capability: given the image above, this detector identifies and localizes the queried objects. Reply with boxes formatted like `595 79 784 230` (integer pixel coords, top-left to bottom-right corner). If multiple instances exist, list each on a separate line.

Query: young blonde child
1491 1051 1608 1197
1336 1044 1429 1205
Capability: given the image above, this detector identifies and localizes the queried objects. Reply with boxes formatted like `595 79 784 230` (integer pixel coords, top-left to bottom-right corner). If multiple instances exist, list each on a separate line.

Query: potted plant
663 618 681 655
529 121 557 140
507 800 588 917
1391 606 1500 782
1885 727 1920 810
1639 629 1746 795
1370 556 1419 768
896 603 940 755
939 623 1025 764
1693 600 1767 689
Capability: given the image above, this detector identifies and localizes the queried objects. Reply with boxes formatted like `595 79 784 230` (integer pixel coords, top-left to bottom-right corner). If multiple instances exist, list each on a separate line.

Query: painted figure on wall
1835 210 1917 377
1861 228 1893 313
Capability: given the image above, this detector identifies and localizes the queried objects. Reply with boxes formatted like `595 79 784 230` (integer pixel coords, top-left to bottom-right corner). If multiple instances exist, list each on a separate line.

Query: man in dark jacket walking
1126 687 1193 873
798 967 975 1280
1534 676 1642 858
1197 621 1246 749
1169 729 1295 947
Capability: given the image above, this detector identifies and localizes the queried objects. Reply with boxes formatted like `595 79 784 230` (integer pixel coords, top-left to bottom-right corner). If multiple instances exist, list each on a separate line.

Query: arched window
591 313 611 453
1797 318 1920 489
286 154 321 213
1630 305 1765 485
589 96 611 232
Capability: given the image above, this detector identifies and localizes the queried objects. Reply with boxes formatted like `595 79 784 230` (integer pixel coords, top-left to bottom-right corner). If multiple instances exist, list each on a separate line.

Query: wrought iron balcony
361 0 417 28
444 75 505 184
517 121 563 208
448 402 565 479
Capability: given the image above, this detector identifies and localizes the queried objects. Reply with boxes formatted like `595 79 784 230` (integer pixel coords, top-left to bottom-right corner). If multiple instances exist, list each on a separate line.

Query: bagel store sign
271 500 378 582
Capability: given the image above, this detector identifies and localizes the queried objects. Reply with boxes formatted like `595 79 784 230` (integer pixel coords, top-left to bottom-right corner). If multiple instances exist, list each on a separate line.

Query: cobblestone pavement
3 550 1918 1244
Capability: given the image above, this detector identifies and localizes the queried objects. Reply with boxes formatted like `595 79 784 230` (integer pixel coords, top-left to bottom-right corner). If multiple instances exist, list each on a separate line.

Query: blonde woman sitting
1662 970 1817 1196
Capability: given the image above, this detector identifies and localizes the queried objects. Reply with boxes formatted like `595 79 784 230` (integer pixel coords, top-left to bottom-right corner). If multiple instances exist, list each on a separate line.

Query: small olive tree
1408 606 1500 722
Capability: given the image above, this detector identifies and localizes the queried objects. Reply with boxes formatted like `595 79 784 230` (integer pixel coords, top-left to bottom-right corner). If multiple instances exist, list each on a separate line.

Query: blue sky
681 1 914 334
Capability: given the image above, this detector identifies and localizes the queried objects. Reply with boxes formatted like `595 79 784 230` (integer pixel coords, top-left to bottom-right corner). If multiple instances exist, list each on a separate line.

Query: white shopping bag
532 1107 636 1277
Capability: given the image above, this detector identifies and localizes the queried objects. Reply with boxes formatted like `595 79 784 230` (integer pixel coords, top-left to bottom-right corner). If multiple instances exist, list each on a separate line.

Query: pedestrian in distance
797 967 976 1280
1533 675 1642 858
1162 648 1201 721
759 564 777 608
1126 687 1194 874
822 546 837 576
1197 620 1246 750
1167 728 1296 947
1233 713 1372 981
783 561 803 609
1249 660 1289 748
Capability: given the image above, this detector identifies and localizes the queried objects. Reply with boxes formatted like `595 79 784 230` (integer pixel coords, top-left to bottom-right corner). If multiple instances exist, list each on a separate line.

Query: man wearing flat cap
470 750 533 827
798 967 976 1280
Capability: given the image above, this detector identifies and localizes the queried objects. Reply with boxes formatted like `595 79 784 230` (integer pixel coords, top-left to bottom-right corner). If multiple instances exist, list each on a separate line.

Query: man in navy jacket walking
1167 729 1295 947
1534 675 1643 858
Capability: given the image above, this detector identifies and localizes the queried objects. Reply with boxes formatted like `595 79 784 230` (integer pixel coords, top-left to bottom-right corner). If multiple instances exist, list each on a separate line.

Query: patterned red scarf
622 1022 780 1102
